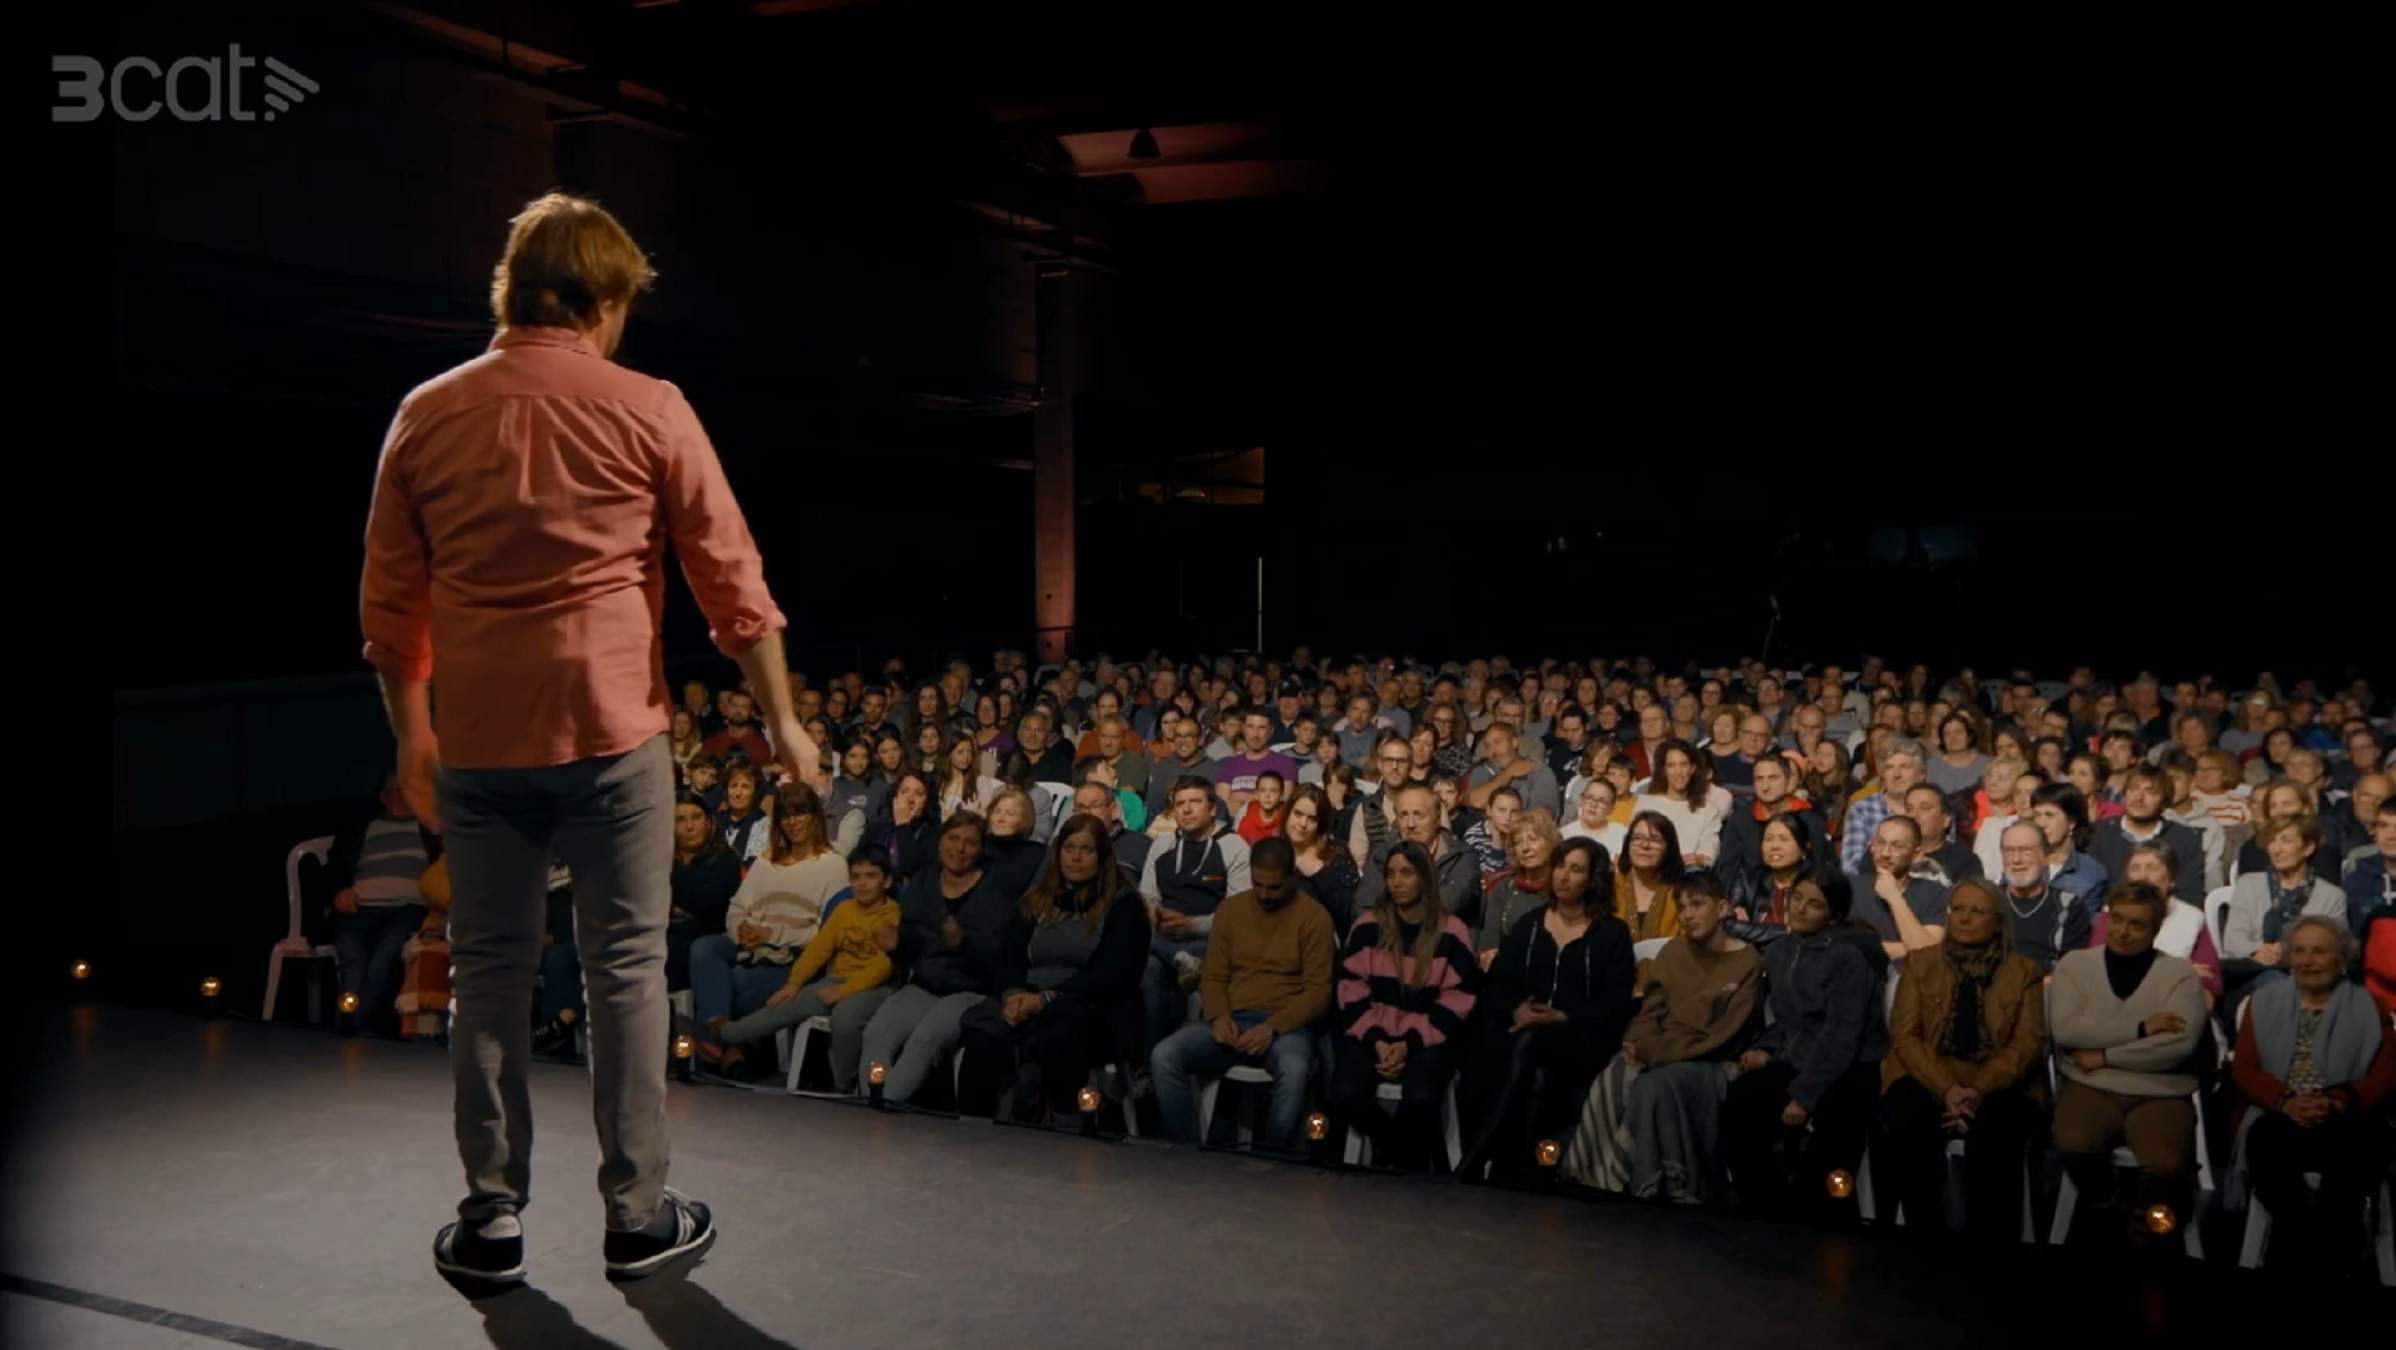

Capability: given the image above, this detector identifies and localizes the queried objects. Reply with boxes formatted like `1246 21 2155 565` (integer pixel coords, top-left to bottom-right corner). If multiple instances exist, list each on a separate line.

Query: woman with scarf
1457 836 1637 1182
1870 877 2048 1240
2227 914 2396 1270
2220 813 2349 1024
1477 809 1562 965
1614 811 1687 991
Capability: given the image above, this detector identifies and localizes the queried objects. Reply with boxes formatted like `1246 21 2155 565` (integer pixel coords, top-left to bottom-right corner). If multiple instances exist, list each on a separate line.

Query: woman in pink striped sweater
1328 841 1482 1170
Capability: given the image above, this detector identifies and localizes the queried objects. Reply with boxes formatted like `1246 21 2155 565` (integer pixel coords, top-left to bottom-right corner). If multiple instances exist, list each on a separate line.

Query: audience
1328 841 1481 1171
716 763 771 865
2087 765 2205 905
1151 838 1334 1149
2227 915 2396 1272
1872 877 2048 1241
1613 812 1689 975
2049 883 2208 1247
862 813 1013 1107
958 816 1149 1121
1850 815 1950 962
1459 837 1637 1181
717 848 902 1091
1135 775 1255 1060
327 771 442 1037
2220 813 2350 1019
1283 783 1362 934
691 785 846 1077
1635 739 1730 868
1722 871 1889 1220
1563 873 1763 1201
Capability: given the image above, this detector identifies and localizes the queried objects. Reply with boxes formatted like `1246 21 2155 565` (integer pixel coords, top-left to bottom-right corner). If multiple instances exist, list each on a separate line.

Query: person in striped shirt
1327 841 1482 1170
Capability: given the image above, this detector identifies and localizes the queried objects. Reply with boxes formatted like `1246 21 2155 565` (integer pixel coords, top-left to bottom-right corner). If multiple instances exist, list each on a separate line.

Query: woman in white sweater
1635 739 1731 867
691 784 850 1072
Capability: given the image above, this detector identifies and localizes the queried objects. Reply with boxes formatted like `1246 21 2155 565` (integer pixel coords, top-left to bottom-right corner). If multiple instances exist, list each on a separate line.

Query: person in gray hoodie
1721 869 1890 1220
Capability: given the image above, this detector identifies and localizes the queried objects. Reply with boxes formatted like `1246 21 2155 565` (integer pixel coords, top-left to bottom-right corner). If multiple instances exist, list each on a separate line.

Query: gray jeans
859 985 981 1103
439 733 675 1232
720 981 893 1092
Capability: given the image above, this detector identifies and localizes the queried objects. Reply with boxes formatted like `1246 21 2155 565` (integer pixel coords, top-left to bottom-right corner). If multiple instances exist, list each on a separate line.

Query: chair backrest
1036 782 1073 819
2203 884 2235 942
1632 937 1669 962
1883 966 1902 1019
287 836 334 941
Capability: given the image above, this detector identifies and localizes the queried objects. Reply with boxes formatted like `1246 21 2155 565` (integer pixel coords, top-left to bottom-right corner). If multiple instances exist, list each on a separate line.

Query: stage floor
4 1003 2256 1349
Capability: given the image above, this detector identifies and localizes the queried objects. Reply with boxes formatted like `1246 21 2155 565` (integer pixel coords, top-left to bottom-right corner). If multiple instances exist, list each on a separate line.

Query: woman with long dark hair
1326 842 1482 1170
1726 810 1821 944
955 815 1150 1121
1459 836 1637 1182
1284 783 1361 935
1635 738 1730 867
1614 810 1689 964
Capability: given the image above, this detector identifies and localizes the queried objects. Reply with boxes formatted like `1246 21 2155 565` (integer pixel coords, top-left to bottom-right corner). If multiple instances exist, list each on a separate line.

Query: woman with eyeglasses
1561 777 1628 856
1614 811 1688 991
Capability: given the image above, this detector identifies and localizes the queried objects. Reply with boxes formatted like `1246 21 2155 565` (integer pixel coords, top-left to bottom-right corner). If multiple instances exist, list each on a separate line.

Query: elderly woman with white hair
2227 914 2396 1270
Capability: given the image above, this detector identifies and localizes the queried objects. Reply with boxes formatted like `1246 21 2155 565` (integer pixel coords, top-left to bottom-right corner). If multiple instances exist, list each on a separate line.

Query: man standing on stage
362 192 822 1287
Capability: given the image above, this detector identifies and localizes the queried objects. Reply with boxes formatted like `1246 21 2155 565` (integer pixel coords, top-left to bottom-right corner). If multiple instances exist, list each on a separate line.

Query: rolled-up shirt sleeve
657 383 786 657
359 408 434 682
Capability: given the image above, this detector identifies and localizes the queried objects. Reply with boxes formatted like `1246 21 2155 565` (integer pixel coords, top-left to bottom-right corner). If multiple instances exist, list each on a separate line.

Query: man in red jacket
362 193 824 1289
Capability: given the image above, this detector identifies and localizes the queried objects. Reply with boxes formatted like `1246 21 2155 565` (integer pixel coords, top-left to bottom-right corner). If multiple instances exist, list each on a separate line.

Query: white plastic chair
1870 968 2034 1240
981 1054 1139 1136
783 1016 839 1097
1341 1078 1463 1170
1197 1064 1277 1146
2202 885 2235 946
2043 984 2213 1258
261 837 337 1022
1631 937 1670 963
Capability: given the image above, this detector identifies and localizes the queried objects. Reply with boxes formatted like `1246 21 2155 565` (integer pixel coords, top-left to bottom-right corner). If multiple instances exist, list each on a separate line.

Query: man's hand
333 887 360 916
1157 908 1191 939
1479 948 1498 972
892 792 923 827
1211 1016 1241 1046
1001 991 1043 1025
773 720 829 794
2253 942 2282 968
765 985 797 1008
1874 869 1908 909
1739 1049 1770 1072
398 733 442 831
1233 1023 1275 1056
874 922 900 953
2070 1048 2108 1073
1780 1100 1809 1127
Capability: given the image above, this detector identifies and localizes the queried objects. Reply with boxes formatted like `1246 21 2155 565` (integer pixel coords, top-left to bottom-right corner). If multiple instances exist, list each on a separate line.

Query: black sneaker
433 1216 526 1288
531 1015 581 1061
604 1188 715 1282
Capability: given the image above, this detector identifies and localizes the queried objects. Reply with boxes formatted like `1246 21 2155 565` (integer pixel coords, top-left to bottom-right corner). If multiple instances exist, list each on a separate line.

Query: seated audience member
1850 815 1950 961
668 708 705 777
2234 778 2343 885
2091 843 2223 1001
1838 736 1928 875
2345 806 2396 933
1718 753 1818 880
715 764 771 865
1334 693 1388 769
1561 776 1629 855
1352 782 1482 926
1071 777 1150 884
1635 739 1731 867
1727 810 1824 945
1927 713 1992 795
1234 770 1291 844
717 848 902 1091
1136 775 1255 1058
1459 837 1638 1181
1087 714 1152 801
1466 721 1563 821
2087 764 2205 905
1969 757 2029 877
680 679 721 737
327 771 442 1037
684 754 726 815
396 856 453 1040
980 786 1051 899
2220 813 2350 1015
2155 754 2230 892
2227 915 2396 1271
667 792 744 994
1071 753 1148 834
1284 783 1362 935
2048 883 2208 1246
1614 812 1690 974
1217 711 1303 818
1562 873 1764 1201
1425 704 1475 781
691 786 847 1077
937 732 1004 820
862 814 1014 1106
1460 785 1522 884
859 770 942 883
1151 838 1335 1149
2189 748 2251 837
1871 877 2048 1242
1300 729 1344 787
1478 809 1562 964
1346 735 1415 868
957 816 1149 1121
1145 717 1220 824
700 688 773 767
824 737 890 858
2028 782 2111 908
1327 842 1482 1171
1902 784 1979 886
1013 708 1076 785
1723 872 1890 1219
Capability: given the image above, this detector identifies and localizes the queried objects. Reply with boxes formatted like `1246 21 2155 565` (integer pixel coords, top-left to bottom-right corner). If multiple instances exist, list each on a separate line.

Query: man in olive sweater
2048 882 2209 1243
1149 838 1333 1149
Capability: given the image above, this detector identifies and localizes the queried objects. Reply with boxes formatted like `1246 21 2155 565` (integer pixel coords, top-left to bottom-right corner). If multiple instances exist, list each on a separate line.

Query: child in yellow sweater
717 848 902 1089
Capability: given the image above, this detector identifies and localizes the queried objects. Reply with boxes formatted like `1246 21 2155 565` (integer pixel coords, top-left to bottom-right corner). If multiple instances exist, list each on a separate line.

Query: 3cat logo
52 45 318 123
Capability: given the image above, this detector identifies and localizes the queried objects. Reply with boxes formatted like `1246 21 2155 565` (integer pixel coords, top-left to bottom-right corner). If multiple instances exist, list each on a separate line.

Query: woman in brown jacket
1868 876 2048 1241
